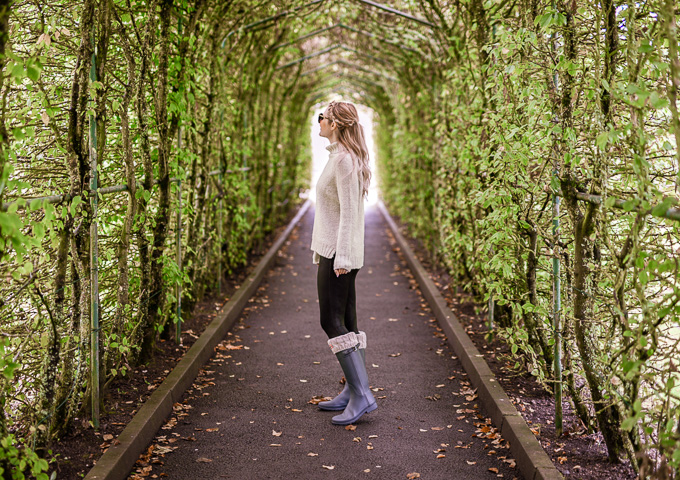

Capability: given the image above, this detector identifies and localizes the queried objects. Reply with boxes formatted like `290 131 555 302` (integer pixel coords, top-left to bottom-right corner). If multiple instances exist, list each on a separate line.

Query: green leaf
26 65 40 81
621 416 636 431
12 127 24 140
70 195 82 216
622 199 638 212
596 132 609 150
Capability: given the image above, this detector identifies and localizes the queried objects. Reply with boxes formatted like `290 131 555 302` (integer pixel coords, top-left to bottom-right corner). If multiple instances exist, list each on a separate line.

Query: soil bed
388 213 636 480
51 203 305 479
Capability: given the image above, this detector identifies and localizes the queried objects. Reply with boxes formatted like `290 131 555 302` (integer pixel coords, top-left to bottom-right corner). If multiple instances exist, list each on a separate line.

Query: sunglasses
318 113 330 124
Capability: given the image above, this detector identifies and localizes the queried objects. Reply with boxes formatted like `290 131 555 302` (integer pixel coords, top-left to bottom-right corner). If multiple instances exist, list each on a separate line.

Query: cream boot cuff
327 332 359 354
357 331 367 349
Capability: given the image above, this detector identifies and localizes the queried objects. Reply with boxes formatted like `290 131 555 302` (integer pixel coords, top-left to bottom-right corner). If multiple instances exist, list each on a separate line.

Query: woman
310 100 376 425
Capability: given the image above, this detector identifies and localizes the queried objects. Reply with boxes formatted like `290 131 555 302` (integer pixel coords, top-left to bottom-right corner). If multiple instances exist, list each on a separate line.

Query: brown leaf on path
196 457 212 463
272 430 282 436
466 460 476 465
205 428 219 432
388 353 401 357
322 465 335 470
488 467 499 473
406 474 421 479
103 434 114 441
558 456 567 464
345 424 357 431
307 452 318 457
308 395 331 405
436 454 445 459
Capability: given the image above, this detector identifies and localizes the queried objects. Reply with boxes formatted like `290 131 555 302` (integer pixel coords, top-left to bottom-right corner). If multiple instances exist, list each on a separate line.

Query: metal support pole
218 112 224 294
553 172 563 436
176 126 183 345
488 247 494 333
549 4 563 435
89 33 100 429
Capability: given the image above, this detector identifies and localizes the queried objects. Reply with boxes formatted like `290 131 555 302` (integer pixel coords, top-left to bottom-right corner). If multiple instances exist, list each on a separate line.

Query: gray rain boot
318 331 367 411
327 333 377 425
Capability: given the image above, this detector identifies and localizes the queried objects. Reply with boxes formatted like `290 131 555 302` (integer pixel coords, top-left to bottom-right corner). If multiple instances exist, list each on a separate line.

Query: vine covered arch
1 0 680 477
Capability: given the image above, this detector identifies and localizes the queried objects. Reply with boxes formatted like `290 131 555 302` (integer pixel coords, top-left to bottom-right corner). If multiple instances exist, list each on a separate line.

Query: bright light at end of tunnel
306 102 379 207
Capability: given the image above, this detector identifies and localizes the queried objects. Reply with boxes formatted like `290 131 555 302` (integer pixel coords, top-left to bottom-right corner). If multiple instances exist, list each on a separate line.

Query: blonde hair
325 100 371 199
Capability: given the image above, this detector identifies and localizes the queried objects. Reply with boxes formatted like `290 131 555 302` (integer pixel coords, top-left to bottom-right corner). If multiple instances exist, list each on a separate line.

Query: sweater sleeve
333 154 360 271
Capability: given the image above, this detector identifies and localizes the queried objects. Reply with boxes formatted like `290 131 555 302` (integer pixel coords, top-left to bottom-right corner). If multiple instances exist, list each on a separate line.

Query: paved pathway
149 203 521 479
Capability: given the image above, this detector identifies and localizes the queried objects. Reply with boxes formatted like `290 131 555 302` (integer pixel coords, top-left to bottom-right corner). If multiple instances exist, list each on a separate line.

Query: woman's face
318 108 335 139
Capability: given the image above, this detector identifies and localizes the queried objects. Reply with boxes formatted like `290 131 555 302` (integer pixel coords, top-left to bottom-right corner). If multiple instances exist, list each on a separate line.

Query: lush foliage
0 0 311 471
376 0 680 476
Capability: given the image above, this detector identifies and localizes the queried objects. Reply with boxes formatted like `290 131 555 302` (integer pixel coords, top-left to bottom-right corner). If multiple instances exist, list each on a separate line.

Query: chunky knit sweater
310 142 365 270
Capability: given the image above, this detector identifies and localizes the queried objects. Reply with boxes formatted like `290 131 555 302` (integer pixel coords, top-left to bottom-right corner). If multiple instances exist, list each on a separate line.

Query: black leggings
317 254 360 339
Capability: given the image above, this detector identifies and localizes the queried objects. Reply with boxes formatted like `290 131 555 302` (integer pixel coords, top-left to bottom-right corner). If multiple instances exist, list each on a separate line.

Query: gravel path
147 203 522 480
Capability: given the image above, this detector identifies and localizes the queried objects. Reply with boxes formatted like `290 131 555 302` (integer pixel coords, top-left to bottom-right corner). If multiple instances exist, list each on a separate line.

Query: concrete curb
377 199 564 480
85 199 312 480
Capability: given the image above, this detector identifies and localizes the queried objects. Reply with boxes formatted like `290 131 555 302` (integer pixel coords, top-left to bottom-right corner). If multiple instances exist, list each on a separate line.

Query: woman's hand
335 268 348 276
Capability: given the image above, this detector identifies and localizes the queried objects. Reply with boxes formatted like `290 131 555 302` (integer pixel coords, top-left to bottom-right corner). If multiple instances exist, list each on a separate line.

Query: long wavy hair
324 100 371 199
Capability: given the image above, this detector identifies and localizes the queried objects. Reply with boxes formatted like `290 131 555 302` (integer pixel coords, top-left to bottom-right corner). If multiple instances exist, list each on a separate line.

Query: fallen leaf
102 434 114 441
431 427 444 431
307 452 318 457
345 425 357 431
196 457 212 463
322 465 335 470
205 428 219 432
270 444 282 447
558 456 567 464
488 467 499 473
436 454 445 459
466 460 476 465
353 437 361 442
388 353 401 357
272 430 282 436
406 474 420 480
308 396 331 405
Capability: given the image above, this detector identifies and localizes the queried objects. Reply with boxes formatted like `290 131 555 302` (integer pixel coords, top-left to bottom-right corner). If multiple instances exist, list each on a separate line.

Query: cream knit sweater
310 142 365 270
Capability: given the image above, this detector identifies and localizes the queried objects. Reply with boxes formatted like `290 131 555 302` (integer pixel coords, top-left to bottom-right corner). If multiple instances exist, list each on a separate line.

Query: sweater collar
325 142 346 154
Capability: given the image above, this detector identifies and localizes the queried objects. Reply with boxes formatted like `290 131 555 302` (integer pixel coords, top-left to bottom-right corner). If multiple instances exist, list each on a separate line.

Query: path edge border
377 199 564 480
84 199 312 480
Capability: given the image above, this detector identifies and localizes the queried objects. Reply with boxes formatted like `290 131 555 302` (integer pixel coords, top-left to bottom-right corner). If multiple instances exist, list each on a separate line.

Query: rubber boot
331 344 377 425
318 331 366 411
